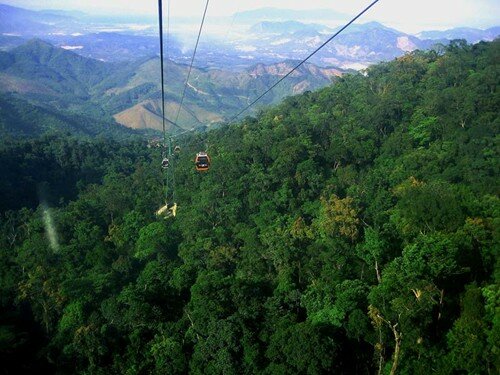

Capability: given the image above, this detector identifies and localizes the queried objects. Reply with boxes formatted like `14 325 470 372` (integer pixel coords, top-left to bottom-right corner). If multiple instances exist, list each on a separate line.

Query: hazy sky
3 0 500 33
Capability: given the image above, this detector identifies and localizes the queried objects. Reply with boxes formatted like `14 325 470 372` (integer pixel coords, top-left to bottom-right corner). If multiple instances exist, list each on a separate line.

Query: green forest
0 40 498 374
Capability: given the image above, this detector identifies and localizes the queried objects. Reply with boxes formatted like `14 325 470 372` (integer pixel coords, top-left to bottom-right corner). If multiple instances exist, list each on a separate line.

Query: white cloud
3 0 499 33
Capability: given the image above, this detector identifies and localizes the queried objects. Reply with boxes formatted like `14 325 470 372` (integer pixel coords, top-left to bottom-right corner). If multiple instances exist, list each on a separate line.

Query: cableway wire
163 0 380 143
166 0 171 62
174 0 211 125
222 3 241 45
158 0 176 206
227 0 380 123
158 0 167 145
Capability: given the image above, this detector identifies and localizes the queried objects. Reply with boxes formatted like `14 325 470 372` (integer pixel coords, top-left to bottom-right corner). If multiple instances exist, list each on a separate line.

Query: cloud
3 0 499 33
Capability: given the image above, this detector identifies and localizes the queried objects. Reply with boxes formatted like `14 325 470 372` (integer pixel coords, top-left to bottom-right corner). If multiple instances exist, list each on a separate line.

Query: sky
3 0 500 33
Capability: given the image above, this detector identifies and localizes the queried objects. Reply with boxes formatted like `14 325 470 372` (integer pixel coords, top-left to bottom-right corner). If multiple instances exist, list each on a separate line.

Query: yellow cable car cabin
195 152 210 171
156 202 177 218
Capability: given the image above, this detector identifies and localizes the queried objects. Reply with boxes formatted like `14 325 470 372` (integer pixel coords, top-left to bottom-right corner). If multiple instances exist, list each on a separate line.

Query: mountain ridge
0 3 77 35
0 3 498 72
0 39 346 132
417 26 500 42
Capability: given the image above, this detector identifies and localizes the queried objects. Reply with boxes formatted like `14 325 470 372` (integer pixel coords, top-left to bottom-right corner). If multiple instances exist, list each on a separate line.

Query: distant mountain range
417 26 500 43
0 39 344 133
0 3 498 70
46 32 182 63
227 20 499 69
0 3 80 36
0 2 498 135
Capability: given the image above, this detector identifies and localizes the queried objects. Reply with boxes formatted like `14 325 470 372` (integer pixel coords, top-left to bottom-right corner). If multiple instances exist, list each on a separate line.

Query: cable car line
223 3 241 44
158 0 167 144
157 0 178 217
174 0 210 125
164 116 182 129
226 0 380 123
173 126 197 138
166 0 380 141
156 0 212 217
155 0 379 217
166 0 171 62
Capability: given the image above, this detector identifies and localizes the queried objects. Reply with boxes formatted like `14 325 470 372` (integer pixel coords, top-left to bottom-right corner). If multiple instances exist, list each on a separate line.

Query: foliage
0 40 498 374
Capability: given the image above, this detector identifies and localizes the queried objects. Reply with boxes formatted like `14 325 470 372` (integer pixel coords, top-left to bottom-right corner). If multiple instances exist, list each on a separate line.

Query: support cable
158 0 175 207
227 0 380 123
165 0 380 143
158 0 167 144
174 0 211 125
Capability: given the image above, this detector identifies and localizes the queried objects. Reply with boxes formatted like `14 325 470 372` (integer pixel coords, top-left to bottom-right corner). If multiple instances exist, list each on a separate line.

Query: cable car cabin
161 158 170 169
195 152 210 171
147 138 162 149
156 202 177 218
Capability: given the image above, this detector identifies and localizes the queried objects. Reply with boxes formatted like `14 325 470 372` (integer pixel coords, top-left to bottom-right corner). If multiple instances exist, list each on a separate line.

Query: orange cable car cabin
195 152 210 171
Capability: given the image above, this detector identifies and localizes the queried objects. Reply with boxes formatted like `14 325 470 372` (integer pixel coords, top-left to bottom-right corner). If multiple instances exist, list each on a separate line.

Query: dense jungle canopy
0 40 498 374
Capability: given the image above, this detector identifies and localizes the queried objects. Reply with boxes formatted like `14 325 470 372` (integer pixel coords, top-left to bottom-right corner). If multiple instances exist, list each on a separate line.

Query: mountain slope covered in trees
0 39 344 133
0 93 138 138
0 40 498 374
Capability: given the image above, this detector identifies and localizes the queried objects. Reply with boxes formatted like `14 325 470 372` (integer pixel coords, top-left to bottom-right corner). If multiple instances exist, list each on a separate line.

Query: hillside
0 39 112 106
113 99 220 132
0 93 136 138
0 40 498 374
107 58 343 129
0 40 345 133
46 32 183 63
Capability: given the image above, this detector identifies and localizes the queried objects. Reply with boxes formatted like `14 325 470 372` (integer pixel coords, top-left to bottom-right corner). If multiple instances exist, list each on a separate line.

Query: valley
0 39 344 132
1 3 498 135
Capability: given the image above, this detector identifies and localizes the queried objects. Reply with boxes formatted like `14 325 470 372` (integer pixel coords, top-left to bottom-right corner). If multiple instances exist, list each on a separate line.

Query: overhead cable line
174 0 211 125
223 3 241 43
158 0 177 215
172 126 198 138
166 0 380 141
158 0 167 143
227 0 380 123
166 0 171 61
